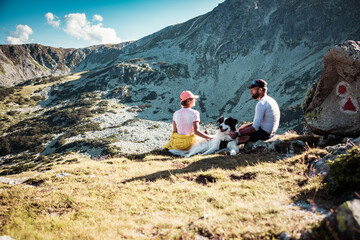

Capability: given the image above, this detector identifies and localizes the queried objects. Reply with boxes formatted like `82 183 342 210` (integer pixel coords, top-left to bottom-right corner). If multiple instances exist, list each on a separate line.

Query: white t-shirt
173 108 200 135
252 95 280 133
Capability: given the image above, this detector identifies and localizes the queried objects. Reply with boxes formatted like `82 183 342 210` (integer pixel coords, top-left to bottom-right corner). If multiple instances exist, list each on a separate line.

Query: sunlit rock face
303 41 360 136
0 44 77 87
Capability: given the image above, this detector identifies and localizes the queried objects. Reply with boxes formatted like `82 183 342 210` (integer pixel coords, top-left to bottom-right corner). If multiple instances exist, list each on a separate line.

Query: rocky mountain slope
108 0 360 131
15 0 356 132
0 42 132 87
0 44 76 86
0 0 359 160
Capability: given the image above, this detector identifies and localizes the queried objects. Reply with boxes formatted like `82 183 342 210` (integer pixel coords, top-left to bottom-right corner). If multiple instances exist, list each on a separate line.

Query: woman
164 90 212 150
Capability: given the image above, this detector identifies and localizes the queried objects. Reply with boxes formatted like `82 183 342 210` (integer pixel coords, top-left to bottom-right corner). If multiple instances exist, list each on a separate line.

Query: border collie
169 116 239 157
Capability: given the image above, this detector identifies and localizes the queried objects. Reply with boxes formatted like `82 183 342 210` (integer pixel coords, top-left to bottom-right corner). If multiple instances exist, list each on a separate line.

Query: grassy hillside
0 149 335 239
1 70 358 240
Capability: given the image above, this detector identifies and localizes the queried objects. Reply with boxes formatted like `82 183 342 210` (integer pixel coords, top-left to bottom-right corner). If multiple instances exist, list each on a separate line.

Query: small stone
278 232 291 240
0 236 16 240
54 173 71 178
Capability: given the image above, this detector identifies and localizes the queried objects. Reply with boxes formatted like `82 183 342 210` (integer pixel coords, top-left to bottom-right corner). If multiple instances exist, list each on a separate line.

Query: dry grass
17 71 87 98
0 150 328 239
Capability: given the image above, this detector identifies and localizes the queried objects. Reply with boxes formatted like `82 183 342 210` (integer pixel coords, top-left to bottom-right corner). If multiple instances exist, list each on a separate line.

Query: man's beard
251 91 259 99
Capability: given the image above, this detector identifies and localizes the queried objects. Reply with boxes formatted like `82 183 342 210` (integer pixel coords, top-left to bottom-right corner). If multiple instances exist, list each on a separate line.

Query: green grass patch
327 146 360 195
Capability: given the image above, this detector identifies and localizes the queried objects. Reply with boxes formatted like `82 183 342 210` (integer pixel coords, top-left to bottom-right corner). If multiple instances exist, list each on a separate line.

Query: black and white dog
169 116 239 157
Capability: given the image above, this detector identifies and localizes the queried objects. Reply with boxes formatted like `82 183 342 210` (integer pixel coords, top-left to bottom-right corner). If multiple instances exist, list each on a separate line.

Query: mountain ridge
0 42 133 87
1 0 360 133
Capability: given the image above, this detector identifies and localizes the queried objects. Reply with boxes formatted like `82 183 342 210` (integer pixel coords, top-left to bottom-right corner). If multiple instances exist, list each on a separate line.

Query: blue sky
0 0 224 48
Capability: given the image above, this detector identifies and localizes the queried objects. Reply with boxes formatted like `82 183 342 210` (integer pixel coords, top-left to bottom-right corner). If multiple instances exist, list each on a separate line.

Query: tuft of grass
122 118 140 126
148 124 160 129
0 150 331 239
327 146 360 195
0 65 5 75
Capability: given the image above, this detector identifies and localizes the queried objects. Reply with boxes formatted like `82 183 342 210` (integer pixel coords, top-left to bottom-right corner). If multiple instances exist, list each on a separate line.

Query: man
229 79 280 143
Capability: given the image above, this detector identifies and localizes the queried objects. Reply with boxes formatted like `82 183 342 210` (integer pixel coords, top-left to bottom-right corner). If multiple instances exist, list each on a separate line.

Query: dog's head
216 116 238 132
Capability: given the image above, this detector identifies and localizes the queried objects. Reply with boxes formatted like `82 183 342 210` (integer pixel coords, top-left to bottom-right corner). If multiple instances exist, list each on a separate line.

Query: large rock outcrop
303 41 360 136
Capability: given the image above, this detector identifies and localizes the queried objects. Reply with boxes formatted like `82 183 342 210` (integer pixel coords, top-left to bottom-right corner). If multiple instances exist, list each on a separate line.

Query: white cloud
45 12 60 28
6 24 33 44
92 14 103 22
63 13 120 44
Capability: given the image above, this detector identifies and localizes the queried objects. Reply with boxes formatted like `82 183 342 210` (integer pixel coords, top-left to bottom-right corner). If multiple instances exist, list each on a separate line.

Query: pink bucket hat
180 91 199 101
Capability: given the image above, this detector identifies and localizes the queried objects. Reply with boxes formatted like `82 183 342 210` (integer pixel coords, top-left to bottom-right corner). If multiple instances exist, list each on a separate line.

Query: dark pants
248 127 270 142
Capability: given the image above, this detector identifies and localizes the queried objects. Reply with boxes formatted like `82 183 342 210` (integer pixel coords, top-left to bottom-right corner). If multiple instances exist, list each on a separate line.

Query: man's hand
229 130 239 139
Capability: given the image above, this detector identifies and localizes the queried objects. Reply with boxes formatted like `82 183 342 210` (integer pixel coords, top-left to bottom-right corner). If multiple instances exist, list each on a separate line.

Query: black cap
248 79 268 89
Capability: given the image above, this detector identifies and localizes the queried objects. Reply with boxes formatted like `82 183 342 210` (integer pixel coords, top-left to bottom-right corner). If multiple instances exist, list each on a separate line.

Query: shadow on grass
124 149 175 161
292 178 359 211
0 153 70 176
122 152 278 183
292 184 341 210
